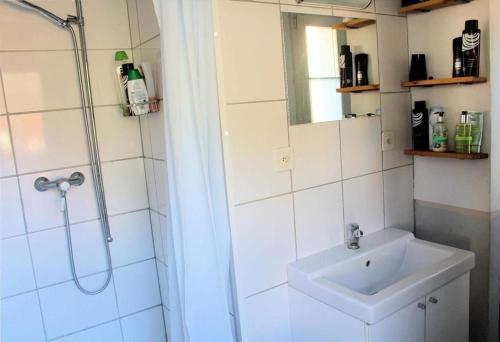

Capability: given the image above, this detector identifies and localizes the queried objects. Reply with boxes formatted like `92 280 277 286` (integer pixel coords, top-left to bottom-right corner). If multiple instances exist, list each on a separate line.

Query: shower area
0 0 168 341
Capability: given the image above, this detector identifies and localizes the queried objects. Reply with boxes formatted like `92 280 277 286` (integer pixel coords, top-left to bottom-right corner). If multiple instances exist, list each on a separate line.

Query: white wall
0 1 165 341
213 0 412 340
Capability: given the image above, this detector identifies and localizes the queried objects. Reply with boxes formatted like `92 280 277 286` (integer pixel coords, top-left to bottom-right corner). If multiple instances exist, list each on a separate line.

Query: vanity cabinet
368 274 469 342
289 273 470 342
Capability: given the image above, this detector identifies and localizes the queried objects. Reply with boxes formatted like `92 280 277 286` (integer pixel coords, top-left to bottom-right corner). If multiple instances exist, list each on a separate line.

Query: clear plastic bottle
455 111 473 153
432 112 448 152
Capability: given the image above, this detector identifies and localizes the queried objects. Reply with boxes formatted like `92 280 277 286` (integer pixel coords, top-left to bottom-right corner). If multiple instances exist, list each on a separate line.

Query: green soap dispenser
432 112 448 152
455 111 473 153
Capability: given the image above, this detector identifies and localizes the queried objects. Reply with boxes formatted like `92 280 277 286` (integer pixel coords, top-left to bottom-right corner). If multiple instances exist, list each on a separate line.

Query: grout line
6 103 123 116
226 98 287 106
0 47 133 53
243 281 288 300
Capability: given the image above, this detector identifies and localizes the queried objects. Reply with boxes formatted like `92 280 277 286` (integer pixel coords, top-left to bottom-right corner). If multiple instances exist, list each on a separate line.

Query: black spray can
452 37 464 77
462 20 480 77
412 101 429 151
355 53 369 86
339 45 353 88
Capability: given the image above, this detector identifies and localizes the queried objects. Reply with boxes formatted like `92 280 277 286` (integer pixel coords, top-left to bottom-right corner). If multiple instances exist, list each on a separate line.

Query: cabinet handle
418 303 426 310
429 297 439 304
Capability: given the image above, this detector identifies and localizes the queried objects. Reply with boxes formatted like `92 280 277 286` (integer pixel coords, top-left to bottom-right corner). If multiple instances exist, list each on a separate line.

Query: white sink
287 228 474 324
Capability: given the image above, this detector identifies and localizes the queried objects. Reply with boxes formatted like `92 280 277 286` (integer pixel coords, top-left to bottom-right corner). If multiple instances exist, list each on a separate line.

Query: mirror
282 12 380 125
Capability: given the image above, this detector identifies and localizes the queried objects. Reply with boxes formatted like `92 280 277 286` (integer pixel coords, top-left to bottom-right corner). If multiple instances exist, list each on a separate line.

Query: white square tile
144 158 158 211
342 172 385 236
148 111 166 160
113 259 161 316
232 194 295 297
0 116 16 177
29 221 108 288
290 122 342 191
224 101 290 204
137 0 160 43
1 51 80 113
0 177 25 239
377 15 409 93
374 0 404 15
83 0 132 49
218 1 286 103
156 261 169 308
19 165 99 232
340 116 382 179
95 106 143 162
239 285 292 342
140 116 153 158
381 92 413 169
1 292 45 342
38 274 119 340
0 0 75 51
127 0 141 48
53 321 122 342
9 110 88 173
109 210 154 267
102 158 149 215
294 182 344 258
153 159 167 215
1 235 36 298
122 306 166 342
384 166 414 232
150 212 167 264
88 49 132 107
0 78 6 114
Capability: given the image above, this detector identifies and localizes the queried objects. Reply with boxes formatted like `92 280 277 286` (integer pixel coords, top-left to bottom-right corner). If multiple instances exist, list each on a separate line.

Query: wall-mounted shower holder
34 172 85 192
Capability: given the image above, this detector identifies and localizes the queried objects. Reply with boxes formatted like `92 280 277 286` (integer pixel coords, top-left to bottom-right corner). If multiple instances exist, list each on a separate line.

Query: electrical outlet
382 131 395 151
274 147 294 172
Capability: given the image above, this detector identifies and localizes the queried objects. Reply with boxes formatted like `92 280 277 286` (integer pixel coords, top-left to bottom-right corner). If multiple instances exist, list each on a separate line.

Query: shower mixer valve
34 172 85 193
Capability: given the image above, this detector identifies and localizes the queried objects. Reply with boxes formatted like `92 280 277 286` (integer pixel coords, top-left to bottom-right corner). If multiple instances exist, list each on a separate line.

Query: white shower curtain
153 1 234 341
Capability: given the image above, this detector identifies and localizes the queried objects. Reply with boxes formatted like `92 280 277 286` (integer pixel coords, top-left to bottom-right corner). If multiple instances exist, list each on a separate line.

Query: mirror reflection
282 12 380 125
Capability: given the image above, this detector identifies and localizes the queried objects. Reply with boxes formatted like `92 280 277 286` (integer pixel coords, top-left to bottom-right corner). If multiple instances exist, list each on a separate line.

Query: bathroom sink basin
287 228 474 324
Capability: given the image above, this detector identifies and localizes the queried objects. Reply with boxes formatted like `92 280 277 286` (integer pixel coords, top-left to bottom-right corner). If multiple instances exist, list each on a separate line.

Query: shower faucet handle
34 172 85 192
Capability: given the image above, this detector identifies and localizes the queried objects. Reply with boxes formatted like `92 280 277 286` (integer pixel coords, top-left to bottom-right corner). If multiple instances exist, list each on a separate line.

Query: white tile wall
1 291 45 342
150 211 168 264
38 275 119 340
0 78 6 114
109 210 155 267
294 182 344 258
136 0 160 43
340 117 382 179
224 101 290 204
342 172 385 235
53 321 122 342
231 194 295 297
239 284 292 342
156 260 169 308
0 115 16 176
0 177 25 239
384 165 414 231
148 111 166 160
218 1 286 103
1 235 36 298
9 110 89 173
121 306 166 342
95 106 143 162
290 122 342 191
127 0 141 48
113 259 161 316
153 159 167 215
102 158 149 215
144 158 158 210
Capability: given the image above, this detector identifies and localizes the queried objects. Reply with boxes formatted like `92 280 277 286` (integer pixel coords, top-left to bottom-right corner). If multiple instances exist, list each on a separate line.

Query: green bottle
455 111 473 153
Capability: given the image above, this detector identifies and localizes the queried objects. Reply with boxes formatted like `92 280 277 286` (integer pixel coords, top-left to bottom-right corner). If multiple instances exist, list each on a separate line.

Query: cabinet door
426 274 470 342
368 297 426 342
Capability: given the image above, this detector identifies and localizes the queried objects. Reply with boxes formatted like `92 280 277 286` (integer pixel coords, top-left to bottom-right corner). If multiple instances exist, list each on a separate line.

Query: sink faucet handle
353 229 364 238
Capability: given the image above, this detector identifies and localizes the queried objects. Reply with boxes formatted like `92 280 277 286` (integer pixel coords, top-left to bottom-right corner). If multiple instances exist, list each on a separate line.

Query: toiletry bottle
462 20 480 77
432 112 448 152
468 111 484 153
455 111 473 153
452 37 464 77
339 45 353 88
127 69 149 115
412 101 429 150
355 53 369 86
429 106 444 150
139 62 159 113
115 51 135 115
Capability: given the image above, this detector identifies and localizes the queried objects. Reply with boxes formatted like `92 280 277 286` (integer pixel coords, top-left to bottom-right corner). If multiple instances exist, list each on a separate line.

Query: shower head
5 0 68 27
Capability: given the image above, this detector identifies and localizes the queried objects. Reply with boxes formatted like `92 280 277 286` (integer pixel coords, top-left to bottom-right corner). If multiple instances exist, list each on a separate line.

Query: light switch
382 131 395 151
274 147 294 172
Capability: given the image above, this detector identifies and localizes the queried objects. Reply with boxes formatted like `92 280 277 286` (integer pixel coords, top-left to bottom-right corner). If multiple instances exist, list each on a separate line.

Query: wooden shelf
400 0 472 14
404 149 488 160
401 76 487 88
336 84 379 93
332 18 375 30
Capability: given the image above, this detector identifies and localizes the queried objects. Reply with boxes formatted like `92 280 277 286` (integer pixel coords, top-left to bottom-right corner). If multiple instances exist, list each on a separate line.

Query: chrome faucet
347 223 364 249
